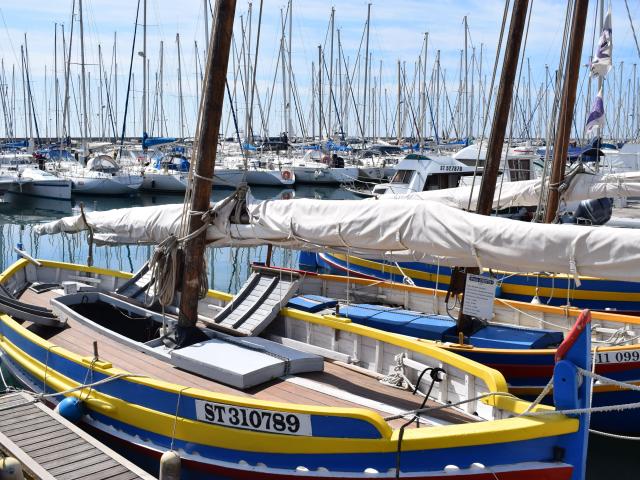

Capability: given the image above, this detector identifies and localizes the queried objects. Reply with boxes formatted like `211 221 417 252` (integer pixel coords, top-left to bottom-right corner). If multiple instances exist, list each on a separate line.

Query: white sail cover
403 171 640 210
35 188 640 282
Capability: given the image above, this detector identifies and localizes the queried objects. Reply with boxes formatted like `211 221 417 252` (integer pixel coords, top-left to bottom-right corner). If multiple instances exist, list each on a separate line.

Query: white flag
590 8 612 78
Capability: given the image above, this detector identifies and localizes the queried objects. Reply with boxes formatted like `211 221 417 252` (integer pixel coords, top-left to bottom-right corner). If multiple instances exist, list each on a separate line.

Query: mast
396 60 401 143
328 7 335 139
475 0 530 216
287 0 293 137
159 40 164 137
318 45 322 140
422 32 428 144
177 33 185 138
55 23 59 141
248 0 263 142
464 15 469 142
544 0 589 223
362 3 371 144
79 0 89 154
178 0 237 335
142 0 147 138
204 0 209 51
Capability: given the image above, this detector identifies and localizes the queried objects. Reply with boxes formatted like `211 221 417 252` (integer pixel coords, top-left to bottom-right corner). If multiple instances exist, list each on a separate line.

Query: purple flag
586 88 605 136
590 8 612 78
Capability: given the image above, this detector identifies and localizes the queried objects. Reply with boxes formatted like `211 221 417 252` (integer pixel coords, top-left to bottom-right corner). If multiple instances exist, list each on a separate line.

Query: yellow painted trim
0 258 30 280
0 259 234 303
511 380 640 396
501 283 640 302
328 252 607 283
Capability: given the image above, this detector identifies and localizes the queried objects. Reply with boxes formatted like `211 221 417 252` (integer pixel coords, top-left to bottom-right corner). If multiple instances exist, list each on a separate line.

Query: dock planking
0 392 155 480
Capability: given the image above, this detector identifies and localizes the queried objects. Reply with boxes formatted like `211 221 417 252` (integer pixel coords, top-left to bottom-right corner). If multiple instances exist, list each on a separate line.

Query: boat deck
18 288 472 429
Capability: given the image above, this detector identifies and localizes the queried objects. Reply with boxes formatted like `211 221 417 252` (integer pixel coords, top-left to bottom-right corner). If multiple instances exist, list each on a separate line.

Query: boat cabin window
507 158 531 181
423 173 462 190
390 169 414 184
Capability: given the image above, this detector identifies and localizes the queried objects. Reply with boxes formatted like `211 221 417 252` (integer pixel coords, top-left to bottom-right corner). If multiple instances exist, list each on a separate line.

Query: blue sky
0 1 639 139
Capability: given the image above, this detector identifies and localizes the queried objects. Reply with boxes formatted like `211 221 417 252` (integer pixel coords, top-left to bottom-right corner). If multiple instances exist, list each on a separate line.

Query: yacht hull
70 175 143 195
141 172 188 192
8 179 72 200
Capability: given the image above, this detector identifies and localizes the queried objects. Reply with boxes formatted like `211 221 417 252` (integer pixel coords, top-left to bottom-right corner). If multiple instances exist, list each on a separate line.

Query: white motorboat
372 153 476 197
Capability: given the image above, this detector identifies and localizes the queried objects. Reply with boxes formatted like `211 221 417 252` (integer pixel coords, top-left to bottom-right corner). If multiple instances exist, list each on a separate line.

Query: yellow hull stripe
331 253 640 302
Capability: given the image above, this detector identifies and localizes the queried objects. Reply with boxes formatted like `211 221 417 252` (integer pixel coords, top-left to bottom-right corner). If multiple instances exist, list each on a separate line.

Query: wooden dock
0 392 156 480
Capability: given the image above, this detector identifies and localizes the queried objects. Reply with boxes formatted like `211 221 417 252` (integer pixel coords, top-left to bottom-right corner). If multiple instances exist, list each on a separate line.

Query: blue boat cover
287 295 338 313
142 132 177 148
339 303 563 350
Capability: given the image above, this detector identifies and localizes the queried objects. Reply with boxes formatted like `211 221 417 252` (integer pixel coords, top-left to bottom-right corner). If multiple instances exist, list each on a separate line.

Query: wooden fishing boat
274 264 640 434
0 258 591 479
311 251 640 312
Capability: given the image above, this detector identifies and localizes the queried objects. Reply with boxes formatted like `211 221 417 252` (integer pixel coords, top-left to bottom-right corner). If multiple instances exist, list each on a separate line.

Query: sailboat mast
475 0 529 215
54 23 59 141
544 0 589 223
328 7 335 139
396 60 401 143
204 0 209 52
464 15 469 142
78 0 89 153
142 0 147 137
177 33 185 138
178 0 237 332
362 3 371 144
287 0 292 137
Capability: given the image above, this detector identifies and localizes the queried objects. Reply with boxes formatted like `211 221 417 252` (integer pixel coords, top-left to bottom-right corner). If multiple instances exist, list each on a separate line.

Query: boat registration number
439 165 462 172
194 400 312 436
595 350 640 365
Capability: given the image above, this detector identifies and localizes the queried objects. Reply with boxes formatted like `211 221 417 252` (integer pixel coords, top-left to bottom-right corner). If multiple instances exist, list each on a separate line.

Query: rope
145 185 249 307
384 391 518 422
495 297 570 331
590 429 640 441
0 372 148 413
170 387 189 451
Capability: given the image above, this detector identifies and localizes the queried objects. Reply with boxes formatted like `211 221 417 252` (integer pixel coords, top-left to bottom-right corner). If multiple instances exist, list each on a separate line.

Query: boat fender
282 170 292 181
0 457 24 480
54 397 85 423
159 450 181 480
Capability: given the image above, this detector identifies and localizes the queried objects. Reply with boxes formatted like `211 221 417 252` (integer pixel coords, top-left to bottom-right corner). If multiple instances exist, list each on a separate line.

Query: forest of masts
0 1 638 147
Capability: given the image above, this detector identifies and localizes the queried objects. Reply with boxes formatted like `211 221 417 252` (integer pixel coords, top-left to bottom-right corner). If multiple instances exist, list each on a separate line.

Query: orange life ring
282 170 292 181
